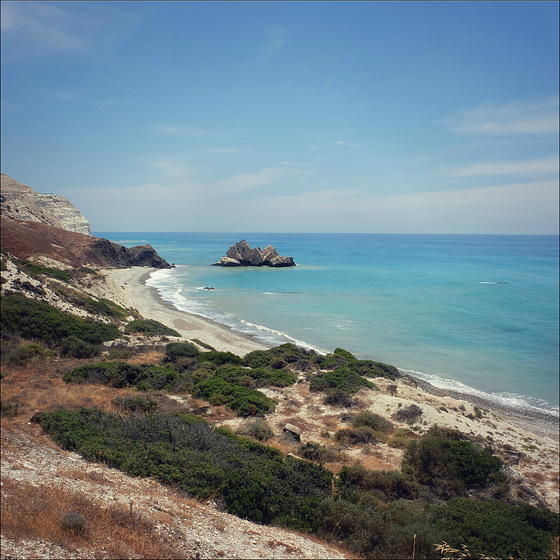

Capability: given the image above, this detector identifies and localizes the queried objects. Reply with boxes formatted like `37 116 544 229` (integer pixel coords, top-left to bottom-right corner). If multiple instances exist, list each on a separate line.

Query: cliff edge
1 173 91 235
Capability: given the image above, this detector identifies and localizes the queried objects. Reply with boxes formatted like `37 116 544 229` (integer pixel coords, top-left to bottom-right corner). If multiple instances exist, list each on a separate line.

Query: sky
1 1 559 234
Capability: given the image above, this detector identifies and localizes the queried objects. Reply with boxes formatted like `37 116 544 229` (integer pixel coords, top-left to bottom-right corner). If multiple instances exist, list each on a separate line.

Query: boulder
218 241 295 268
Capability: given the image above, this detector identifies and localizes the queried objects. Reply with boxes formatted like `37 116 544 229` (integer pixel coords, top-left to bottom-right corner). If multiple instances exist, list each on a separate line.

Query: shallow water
98 232 559 414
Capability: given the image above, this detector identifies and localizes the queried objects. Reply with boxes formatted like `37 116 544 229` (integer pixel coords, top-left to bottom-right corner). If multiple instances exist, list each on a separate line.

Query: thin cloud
154 124 222 136
444 97 559 135
257 25 288 61
209 148 242 154
447 157 559 177
1 2 88 59
334 140 357 147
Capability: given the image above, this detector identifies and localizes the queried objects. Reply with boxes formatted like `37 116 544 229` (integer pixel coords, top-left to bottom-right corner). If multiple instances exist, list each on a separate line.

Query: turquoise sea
96 233 559 414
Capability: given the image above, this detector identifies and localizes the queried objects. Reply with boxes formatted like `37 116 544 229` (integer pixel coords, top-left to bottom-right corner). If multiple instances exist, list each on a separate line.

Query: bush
1 292 120 345
392 404 423 424
402 427 504 497
39 408 333 530
334 427 388 446
164 341 200 361
243 344 316 370
310 367 376 395
192 376 276 416
432 498 560 559
83 298 127 319
59 336 101 359
348 360 399 380
299 442 340 463
112 396 158 414
6 342 52 365
63 362 185 392
323 390 357 408
125 319 180 337
352 410 393 433
237 419 274 441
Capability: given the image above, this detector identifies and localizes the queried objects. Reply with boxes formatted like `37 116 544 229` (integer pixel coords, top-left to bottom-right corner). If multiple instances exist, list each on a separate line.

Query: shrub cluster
37 406 558 559
402 427 504 497
1 292 120 349
63 362 186 392
243 343 319 371
317 348 399 380
310 366 376 399
39 408 333 529
124 319 180 337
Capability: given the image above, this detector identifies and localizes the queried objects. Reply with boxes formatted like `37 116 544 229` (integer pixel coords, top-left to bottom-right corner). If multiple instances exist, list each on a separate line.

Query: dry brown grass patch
0 477 187 559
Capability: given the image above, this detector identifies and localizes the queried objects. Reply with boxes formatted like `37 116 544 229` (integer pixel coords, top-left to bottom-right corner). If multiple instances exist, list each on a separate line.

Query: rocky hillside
0 174 171 270
1 174 91 235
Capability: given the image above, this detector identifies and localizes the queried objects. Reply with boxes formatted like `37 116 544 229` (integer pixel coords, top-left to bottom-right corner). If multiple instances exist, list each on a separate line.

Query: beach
88 266 559 511
95 268 557 430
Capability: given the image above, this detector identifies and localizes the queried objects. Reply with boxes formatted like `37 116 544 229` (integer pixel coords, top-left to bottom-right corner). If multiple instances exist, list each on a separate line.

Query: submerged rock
217 240 295 268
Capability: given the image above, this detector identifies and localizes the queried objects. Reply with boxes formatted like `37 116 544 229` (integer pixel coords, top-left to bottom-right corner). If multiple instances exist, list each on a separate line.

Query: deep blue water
96 233 559 414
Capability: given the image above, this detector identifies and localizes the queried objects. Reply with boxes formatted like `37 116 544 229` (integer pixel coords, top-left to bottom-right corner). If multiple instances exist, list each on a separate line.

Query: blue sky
1 1 558 234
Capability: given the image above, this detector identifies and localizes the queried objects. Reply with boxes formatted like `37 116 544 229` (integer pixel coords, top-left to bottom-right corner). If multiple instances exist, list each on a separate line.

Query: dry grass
0 477 187 559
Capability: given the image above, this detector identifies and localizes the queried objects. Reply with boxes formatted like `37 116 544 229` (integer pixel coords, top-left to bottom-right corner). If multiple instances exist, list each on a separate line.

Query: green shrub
352 410 393 433
309 367 376 395
83 298 127 319
402 427 504 497
125 319 180 337
323 390 357 408
164 341 200 361
333 348 357 362
59 336 101 359
299 442 340 463
432 498 560 559
112 395 157 413
6 342 52 365
237 419 274 441
392 403 423 424
192 375 276 416
196 351 243 366
243 344 316 370
63 362 185 391
39 408 333 530
348 360 399 380
334 427 388 446
14 260 72 282
1 292 120 345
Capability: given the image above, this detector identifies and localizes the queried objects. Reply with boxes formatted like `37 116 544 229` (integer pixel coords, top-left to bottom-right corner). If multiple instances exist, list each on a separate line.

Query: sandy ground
90 267 270 356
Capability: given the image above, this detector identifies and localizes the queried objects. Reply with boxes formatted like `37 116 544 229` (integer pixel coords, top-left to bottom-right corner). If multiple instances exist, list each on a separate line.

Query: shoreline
92 266 558 442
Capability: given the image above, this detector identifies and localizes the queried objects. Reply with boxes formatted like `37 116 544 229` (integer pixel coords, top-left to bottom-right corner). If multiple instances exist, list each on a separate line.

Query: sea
95 233 559 415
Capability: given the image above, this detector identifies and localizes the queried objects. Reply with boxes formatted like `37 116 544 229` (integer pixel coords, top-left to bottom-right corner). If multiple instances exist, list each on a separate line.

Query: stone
219 241 295 268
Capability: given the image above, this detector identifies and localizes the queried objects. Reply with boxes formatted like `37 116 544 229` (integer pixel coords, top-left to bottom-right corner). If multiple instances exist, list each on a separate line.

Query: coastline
92 266 558 442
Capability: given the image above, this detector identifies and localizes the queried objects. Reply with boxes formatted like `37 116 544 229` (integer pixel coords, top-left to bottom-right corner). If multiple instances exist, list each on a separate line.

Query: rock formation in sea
217 240 295 268
1 173 91 235
0 174 171 269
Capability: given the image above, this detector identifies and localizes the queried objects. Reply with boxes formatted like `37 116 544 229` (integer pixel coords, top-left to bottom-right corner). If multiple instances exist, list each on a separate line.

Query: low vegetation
1 292 120 356
124 319 181 337
37 408 558 558
1 273 558 559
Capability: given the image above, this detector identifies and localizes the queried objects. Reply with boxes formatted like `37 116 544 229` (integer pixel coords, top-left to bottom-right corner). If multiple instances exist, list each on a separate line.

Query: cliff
0 218 171 269
1 174 91 235
0 173 171 269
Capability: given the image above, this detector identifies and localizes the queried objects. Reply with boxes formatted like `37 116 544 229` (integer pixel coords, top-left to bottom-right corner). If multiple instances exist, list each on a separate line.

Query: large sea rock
217 240 295 268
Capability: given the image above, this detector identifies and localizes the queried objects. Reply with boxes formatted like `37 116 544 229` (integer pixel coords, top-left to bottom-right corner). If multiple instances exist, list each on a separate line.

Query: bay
96 232 559 414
